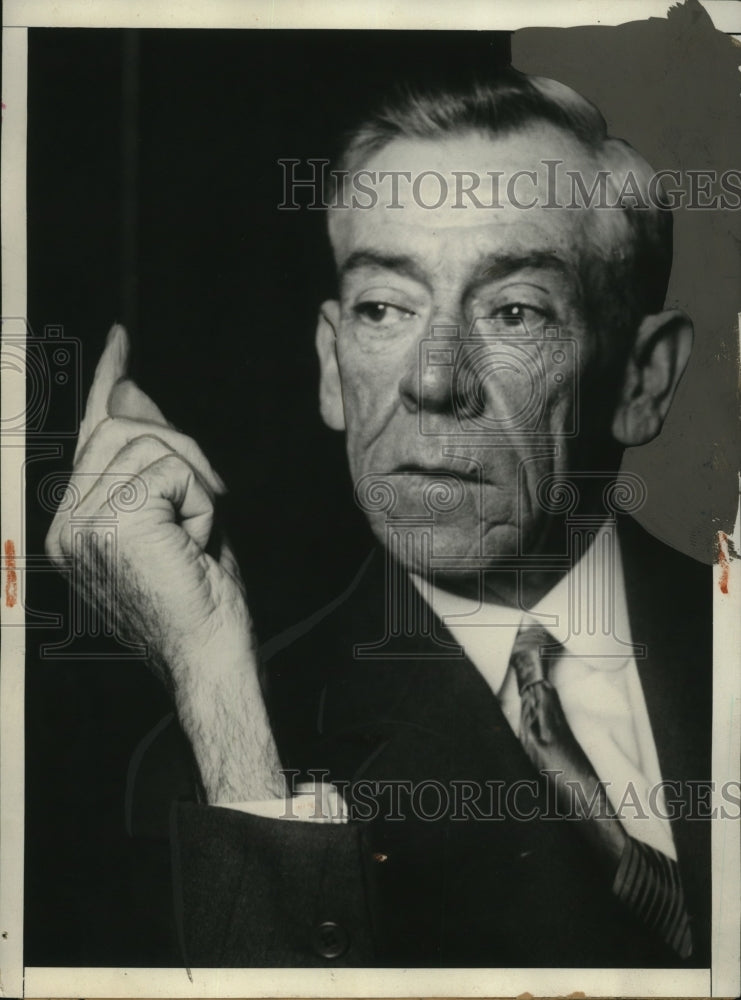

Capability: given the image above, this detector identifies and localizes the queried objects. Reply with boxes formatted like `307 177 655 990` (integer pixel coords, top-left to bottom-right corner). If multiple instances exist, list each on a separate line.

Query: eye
490 302 545 329
496 303 531 323
353 301 416 327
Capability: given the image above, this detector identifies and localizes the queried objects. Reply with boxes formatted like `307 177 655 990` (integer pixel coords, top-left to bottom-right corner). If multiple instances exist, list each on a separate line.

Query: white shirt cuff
215 781 348 824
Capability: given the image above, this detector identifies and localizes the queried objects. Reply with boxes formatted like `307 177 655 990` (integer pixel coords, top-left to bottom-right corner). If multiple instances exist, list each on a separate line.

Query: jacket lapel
295 546 529 784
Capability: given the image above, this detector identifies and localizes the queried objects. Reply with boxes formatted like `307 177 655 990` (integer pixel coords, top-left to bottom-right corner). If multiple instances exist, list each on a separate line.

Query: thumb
74 323 129 461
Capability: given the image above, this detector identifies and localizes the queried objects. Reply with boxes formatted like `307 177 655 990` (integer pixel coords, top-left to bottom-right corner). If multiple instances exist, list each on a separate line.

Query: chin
367 511 521 573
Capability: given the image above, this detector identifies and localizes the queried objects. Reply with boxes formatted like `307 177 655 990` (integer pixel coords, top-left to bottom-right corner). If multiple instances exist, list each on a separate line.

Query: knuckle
154 451 187 474
117 432 168 461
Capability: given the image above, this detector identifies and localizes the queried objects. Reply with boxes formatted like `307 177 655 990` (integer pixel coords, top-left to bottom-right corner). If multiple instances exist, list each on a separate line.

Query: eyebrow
339 250 430 287
476 251 570 285
339 248 573 295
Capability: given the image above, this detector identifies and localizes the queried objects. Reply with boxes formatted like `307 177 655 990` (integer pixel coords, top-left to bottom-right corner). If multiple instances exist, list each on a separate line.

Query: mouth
393 463 484 483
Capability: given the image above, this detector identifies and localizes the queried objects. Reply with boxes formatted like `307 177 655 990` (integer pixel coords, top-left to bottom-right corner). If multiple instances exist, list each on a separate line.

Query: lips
393 463 483 482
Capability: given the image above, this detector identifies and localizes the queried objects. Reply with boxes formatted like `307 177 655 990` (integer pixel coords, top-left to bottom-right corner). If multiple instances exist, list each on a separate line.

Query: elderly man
45 69 711 968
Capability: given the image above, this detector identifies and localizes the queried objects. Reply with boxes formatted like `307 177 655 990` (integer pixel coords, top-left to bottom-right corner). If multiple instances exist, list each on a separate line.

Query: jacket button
312 920 349 959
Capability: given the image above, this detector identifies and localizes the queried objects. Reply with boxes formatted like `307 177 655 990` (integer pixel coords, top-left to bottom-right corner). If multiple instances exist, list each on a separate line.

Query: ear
315 300 345 431
611 309 693 447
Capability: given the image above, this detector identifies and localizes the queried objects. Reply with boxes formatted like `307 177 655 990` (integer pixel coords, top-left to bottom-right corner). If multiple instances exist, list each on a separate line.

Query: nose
398 336 454 415
398 323 481 419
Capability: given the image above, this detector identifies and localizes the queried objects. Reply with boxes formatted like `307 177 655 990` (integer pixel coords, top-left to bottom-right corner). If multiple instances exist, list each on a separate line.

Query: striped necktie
509 621 693 960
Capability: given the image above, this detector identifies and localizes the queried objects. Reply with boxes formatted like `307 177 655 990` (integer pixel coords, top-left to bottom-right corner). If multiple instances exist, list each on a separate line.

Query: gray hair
333 69 673 335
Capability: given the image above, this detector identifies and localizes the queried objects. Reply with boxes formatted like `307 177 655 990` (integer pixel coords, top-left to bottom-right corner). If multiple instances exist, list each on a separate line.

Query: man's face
318 126 627 573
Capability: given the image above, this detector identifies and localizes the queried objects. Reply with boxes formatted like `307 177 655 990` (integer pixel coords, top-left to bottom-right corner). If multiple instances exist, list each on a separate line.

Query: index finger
74 323 130 462
108 378 170 427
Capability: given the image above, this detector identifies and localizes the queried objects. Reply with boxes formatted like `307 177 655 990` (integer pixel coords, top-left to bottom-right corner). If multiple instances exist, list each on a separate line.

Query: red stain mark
717 531 730 595
4 539 18 608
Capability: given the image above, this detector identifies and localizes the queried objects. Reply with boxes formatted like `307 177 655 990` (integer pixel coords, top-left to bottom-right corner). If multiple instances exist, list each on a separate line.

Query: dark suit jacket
25 517 712 968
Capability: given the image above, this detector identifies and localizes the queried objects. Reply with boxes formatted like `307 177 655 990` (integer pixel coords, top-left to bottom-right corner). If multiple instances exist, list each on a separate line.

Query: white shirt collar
412 520 632 696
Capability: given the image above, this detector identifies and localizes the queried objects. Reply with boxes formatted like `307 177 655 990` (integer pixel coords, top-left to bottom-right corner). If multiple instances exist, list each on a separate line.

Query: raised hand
46 325 284 803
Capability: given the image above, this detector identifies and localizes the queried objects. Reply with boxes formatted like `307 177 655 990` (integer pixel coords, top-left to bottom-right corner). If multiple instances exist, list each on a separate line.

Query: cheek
490 448 570 533
340 379 377 443
539 334 592 436
469 334 585 434
544 379 579 436
338 350 402 432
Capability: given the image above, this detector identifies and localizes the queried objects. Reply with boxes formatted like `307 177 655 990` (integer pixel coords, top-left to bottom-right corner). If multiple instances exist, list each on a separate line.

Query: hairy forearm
171 639 285 804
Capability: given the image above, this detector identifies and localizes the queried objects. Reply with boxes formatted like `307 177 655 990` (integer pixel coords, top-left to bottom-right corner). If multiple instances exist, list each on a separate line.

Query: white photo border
2 2 739 997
